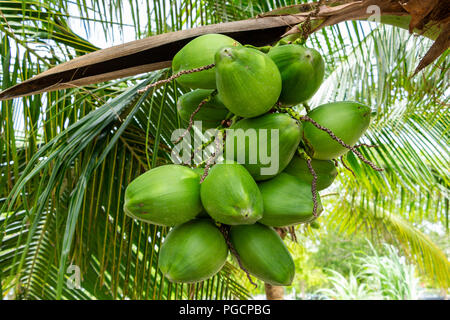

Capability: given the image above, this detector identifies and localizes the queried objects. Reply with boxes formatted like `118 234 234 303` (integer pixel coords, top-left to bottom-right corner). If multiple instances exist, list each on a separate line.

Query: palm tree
0 0 448 300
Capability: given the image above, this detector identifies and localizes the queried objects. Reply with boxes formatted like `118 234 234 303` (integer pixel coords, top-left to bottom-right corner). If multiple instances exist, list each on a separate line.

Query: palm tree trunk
265 283 285 300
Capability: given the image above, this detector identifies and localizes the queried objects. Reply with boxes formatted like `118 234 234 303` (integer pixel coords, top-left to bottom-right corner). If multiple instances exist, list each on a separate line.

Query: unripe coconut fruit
258 173 323 227
177 89 228 129
302 101 371 160
159 219 228 283
230 223 295 286
124 164 202 226
284 154 337 190
225 113 302 181
172 34 240 89
192 167 205 177
215 46 282 118
268 44 325 106
200 162 263 225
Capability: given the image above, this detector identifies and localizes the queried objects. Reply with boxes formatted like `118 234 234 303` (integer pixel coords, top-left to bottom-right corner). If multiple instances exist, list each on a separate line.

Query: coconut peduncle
199 131 224 184
300 151 319 218
332 158 339 167
137 64 215 94
189 114 232 166
243 44 272 53
298 0 324 42
288 226 297 243
354 143 378 149
191 119 231 165
302 102 311 113
340 155 356 177
174 90 218 145
190 135 215 164
219 224 258 288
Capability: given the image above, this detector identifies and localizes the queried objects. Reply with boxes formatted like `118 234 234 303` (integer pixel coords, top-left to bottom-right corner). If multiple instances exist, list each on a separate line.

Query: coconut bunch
124 34 379 286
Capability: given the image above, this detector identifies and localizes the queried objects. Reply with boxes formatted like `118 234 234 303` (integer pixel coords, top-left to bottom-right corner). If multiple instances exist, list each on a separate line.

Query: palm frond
324 195 450 288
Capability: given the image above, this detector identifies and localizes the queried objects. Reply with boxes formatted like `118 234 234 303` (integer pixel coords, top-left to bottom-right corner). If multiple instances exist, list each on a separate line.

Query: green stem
243 44 272 53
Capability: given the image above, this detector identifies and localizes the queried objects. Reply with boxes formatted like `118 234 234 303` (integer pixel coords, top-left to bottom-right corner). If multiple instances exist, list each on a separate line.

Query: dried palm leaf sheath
0 16 305 100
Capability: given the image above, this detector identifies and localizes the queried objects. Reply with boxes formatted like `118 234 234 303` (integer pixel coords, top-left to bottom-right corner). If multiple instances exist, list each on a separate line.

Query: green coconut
215 46 282 118
124 164 202 226
268 44 325 106
200 162 263 225
172 34 240 89
258 173 323 227
177 89 229 129
225 113 302 181
159 219 228 283
284 154 337 190
302 101 372 160
192 167 205 177
230 223 295 286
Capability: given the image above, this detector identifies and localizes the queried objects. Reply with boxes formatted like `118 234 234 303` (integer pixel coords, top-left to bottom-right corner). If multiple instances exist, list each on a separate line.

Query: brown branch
305 157 319 217
340 155 356 177
173 89 217 145
332 158 339 167
354 143 378 148
137 64 215 94
288 226 298 242
199 132 224 183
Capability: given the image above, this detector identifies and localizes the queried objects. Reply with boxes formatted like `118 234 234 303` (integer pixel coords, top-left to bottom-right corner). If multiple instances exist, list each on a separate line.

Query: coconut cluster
124 34 373 286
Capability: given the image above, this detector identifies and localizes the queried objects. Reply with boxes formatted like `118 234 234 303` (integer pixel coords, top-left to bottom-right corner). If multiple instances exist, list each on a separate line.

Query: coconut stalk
265 283 285 300
0 0 448 101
